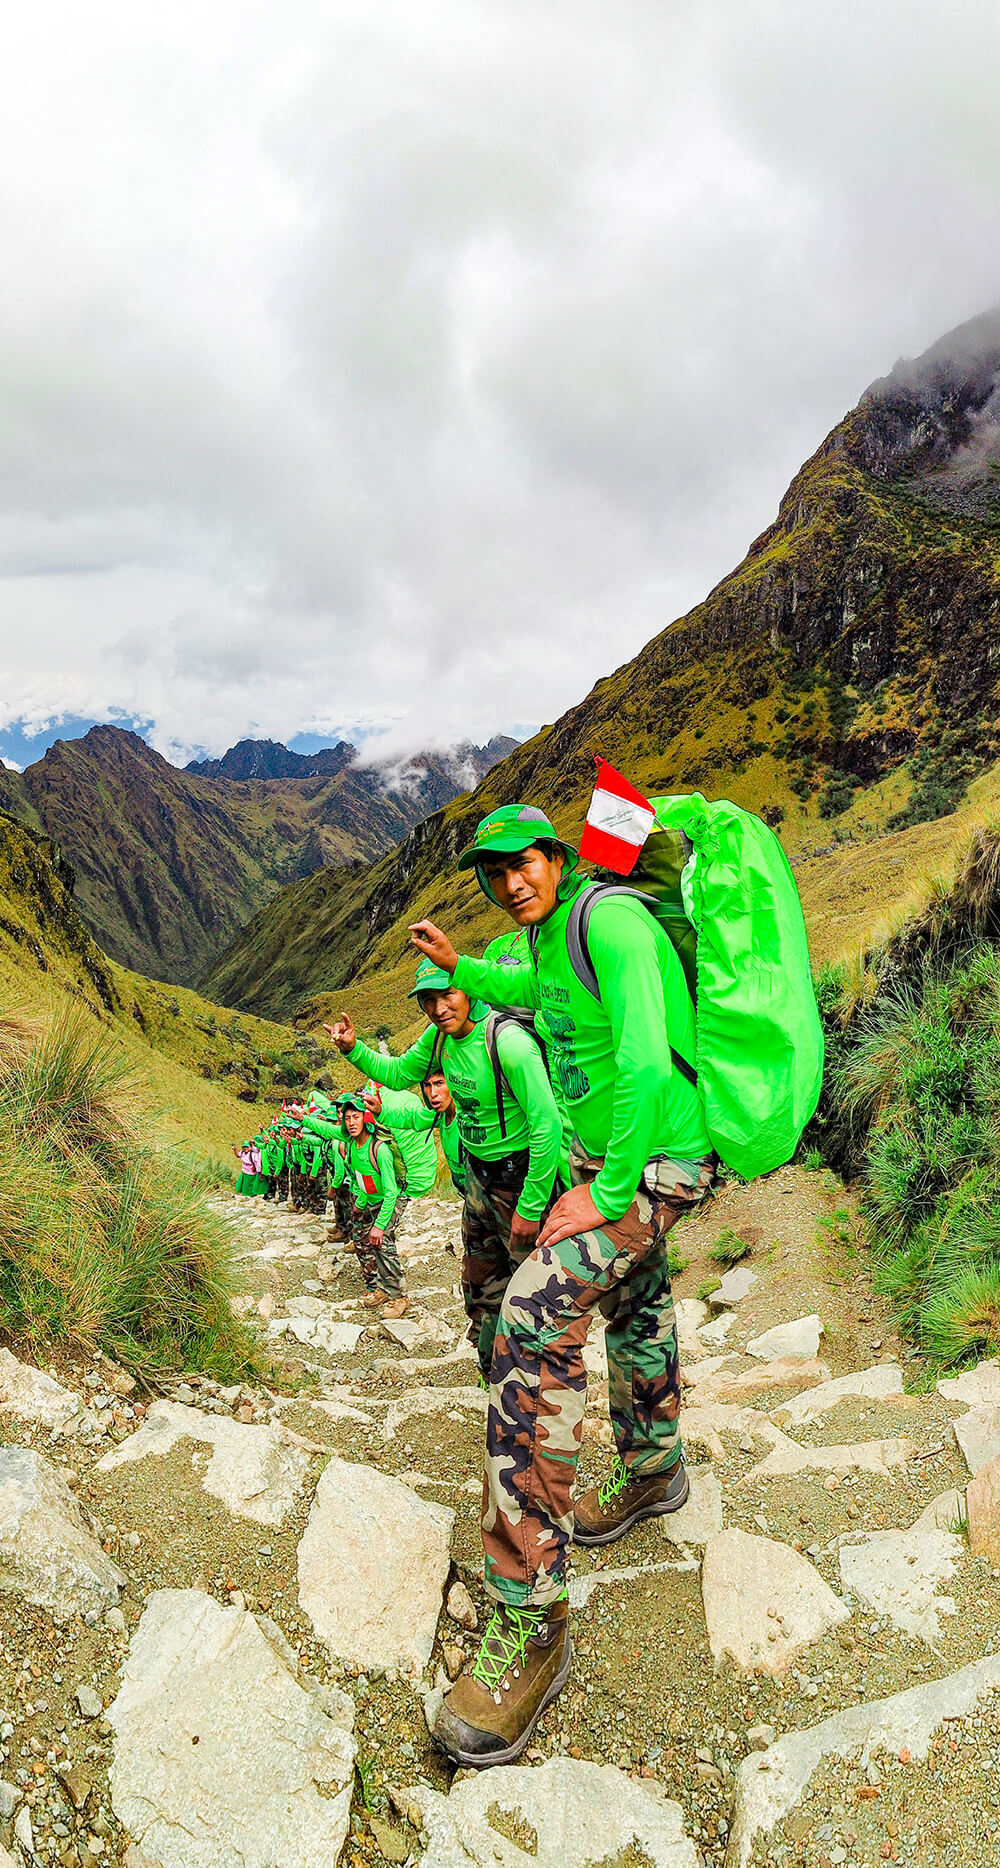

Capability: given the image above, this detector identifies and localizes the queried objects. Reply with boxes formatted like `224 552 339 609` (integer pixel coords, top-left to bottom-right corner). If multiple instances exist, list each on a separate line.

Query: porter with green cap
409 804 717 1771
326 947 563 1381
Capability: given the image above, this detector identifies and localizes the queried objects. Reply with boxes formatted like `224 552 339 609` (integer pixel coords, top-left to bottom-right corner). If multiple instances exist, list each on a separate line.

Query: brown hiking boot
433 1599 571 1769
381 1296 409 1319
573 1454 689 1546
362 1288 389 1308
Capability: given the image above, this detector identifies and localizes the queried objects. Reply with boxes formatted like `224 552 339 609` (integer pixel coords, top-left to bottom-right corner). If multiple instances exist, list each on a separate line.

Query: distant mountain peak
185 738 356 781
186 733 520 788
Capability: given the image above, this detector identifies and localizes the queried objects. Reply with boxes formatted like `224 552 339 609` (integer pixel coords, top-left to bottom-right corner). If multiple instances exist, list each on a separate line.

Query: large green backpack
550 792 824 1179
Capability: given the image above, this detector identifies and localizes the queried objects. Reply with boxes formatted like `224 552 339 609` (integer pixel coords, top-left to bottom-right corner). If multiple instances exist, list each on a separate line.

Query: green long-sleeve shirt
332 1132 400 1227
376 1093 465 1191
348 1019 560 1221
452 879 709 1221
372 1087 438 1196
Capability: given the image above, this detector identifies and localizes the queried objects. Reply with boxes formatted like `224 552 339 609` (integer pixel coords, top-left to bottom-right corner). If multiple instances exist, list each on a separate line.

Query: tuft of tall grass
0 1007 253 1379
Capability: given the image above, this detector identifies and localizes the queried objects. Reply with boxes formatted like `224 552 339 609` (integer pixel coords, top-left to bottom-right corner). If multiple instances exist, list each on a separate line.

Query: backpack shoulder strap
483 1011 509 1142
568 884 698 1087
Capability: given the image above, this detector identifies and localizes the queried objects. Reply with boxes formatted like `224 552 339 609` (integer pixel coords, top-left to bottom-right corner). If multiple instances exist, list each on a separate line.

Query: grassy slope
0 812 356 1163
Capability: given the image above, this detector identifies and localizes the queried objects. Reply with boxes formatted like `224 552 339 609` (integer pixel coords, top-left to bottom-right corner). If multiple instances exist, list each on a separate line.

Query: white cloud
1 0 999 761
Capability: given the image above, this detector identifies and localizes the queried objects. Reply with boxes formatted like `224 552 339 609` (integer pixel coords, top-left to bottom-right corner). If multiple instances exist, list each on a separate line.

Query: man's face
483 845 564 925
422 1071 453 1114
344 1108 365 1139
418 987 472 1035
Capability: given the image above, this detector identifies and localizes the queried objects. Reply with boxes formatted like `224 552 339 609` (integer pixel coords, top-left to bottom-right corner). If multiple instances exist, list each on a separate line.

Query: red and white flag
579 759 655 875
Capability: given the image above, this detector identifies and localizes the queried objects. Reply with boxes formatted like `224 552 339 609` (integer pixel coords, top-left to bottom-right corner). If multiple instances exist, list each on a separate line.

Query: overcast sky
2 0 1000 769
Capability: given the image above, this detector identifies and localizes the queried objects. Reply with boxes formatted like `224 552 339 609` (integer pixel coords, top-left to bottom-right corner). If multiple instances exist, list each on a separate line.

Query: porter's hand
509 1210 540 1248
327 1015 356 1053
408 921 459 972
538 1185 609 1248
369 1226 384 1247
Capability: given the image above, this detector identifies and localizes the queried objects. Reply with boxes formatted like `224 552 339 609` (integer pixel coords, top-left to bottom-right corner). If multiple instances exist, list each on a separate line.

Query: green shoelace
471 1605 547 1697
597 1454 630 1512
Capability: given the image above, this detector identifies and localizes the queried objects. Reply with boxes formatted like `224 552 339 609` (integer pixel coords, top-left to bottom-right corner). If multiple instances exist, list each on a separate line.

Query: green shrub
818 918 1000 1365
0 1009 253 1379
709 1229 751 1267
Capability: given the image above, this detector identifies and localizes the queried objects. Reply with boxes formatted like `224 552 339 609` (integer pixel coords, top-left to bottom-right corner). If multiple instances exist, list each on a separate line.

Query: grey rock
0 1781 17 1818
408 1756 698 1866
838 1524 961 1645
773 1363 904 1426
108 1588 355 1868
660 1465 723 1548
953 1405 1000 1475
95 1401 309 1526
746 1315 823 1362
297 1455 453 1674
713 1267 759 1306
726 1653 1000 1868
75 1683 103 1719
702 1530 850 1675
0 1446 124 1619
937 1359 1000 1409
0 1348 94 1434
445 1581 478 1630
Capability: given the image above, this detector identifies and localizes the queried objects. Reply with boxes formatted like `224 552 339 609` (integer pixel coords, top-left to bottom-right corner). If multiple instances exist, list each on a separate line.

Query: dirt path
1 1169 998 1868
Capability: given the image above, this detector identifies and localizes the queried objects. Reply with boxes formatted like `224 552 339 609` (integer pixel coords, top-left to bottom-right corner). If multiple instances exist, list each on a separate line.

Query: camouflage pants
483 1141 718 1609
350 1196 408 1296
461 1153 556 1381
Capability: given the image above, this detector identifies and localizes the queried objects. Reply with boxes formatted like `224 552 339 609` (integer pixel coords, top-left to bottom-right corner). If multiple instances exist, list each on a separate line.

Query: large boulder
108 1589 355 1868
403 1755 699 1867
0 1446 124 1619
96 1402 310 1526
297 1456 453 1673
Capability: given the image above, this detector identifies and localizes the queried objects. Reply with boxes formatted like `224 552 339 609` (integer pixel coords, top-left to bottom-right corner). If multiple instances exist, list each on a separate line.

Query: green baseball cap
408 956 456 999
456 803 578 872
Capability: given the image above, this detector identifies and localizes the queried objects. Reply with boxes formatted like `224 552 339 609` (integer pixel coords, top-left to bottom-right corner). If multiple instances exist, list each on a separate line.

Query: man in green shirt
327 957 563 1383
364 1075 465 1193
329 1094 409 1317
410 803 718 1769
363 1083 438 1198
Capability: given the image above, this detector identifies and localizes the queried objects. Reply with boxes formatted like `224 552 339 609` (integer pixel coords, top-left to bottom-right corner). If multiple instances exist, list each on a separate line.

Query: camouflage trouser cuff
483 1567 570 1612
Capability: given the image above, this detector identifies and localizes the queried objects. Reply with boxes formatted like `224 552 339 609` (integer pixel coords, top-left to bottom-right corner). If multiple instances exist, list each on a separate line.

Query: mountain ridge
205 308 1000 1027
5 726 516 989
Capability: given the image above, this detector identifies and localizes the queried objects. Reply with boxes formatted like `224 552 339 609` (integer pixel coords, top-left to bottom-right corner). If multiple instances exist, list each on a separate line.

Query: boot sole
433 1636 572 1770
573 1469 690 1546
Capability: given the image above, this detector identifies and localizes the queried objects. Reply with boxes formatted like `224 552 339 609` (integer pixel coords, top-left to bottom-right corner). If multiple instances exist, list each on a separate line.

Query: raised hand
326 1015 356 1053
408 920 459 972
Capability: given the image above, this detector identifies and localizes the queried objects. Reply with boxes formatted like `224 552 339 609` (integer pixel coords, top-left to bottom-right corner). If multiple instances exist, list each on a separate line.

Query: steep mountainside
15 727 516 987
0 810 340 1157
207 309 1000 1028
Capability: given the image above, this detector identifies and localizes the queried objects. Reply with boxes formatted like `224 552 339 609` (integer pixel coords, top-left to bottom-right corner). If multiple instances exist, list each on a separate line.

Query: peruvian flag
579 759 656 875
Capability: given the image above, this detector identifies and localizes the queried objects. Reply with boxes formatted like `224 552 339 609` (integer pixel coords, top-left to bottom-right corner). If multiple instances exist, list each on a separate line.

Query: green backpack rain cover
571 792 824 1178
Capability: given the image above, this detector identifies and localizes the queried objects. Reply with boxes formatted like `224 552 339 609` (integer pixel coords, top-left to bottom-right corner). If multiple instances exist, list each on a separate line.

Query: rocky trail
1 1167 1000 1868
